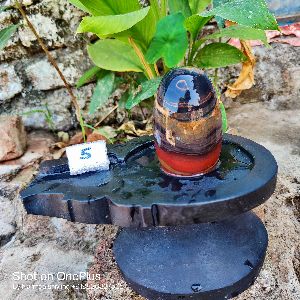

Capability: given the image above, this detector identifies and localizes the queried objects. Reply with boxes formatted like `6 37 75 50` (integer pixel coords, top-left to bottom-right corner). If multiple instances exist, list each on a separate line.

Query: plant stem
45 103 55 133
213 38 222 98
162 60 169 74
213 68 222 99
94 104 118 128
187 36 193 65
154 63 160 76
214 68 218 88
128 37 155 80
15 0 86 141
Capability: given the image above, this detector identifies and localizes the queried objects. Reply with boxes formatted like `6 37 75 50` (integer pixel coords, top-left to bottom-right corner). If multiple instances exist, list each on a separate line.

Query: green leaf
146 13 188 68
149 0 160 21
201 0 279 30
76 66 101 88
78 0 156 52
77 7 150 35
77 0 140 16
193 42 247 68
0 25 18 51
89 72 115 114
160 0 168 17
189 0 211 14
220 101 228 133
130 4 158 49
185 14 212 41
191 38 206 59
212 0 230 28
125 77 162 110
169 0 192 18
204 25 268 45
88 39 144 72
22 109 47 115
112 3 158 51
68 0 90 13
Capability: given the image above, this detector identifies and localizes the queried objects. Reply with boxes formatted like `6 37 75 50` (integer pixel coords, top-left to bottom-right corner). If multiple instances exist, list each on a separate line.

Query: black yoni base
20 134 277 227
114 212 268 300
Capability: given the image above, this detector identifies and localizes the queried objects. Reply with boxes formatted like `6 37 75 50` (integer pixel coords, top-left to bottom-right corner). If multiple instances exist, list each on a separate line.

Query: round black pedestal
114 212 268 300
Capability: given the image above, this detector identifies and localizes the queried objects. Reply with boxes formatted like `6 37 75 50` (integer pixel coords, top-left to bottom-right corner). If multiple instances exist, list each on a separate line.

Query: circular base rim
114 212 268 300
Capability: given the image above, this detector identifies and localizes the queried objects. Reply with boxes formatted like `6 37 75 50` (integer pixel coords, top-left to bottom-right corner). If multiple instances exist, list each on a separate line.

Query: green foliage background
0 0 279 136
69 0 278 115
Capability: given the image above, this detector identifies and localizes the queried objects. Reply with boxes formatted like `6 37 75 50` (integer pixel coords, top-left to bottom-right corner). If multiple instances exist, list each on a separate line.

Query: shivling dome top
156 67 217 122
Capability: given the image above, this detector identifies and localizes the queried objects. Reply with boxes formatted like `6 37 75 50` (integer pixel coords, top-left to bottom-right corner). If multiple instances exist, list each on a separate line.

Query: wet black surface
104 142 253 206
21 134 277 227
114 212 268 300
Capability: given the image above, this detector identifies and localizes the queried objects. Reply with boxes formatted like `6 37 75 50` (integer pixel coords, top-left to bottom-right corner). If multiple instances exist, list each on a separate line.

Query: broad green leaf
204 25 268 45
149 0 160 21
0 25 18 51
77 0 156 51
0 6 8 12
160 0 168 17
212 0 230 28
125 77 162 110
134 4 159 48
185 14 212 41
76 66 101 88
77 0 140 16
189 0 211 14
201 0 279 30
113 4 158 51
193 42 247 68
68 0 90 13
77 7 150 35
89 72 115 114
146 13 188 68
220 101 228 132
88 39 144 72
169 0 192 18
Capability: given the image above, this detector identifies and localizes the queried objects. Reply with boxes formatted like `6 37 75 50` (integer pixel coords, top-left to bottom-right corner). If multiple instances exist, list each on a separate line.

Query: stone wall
0 0 299 131
221 44 300 110
0 0 96 131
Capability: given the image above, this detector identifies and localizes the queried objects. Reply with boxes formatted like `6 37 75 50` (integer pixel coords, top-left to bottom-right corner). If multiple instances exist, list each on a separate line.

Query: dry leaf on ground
57 131 70 144
87 132 107 143
95 126 118 141
52 148 66 159
225 40 256 98
118 120 153 137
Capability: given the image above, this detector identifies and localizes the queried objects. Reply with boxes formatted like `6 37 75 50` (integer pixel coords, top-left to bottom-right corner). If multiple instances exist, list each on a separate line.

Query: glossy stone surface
156 68 217 120
20 134 277 227
154 67 223 176
114 212 268 300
